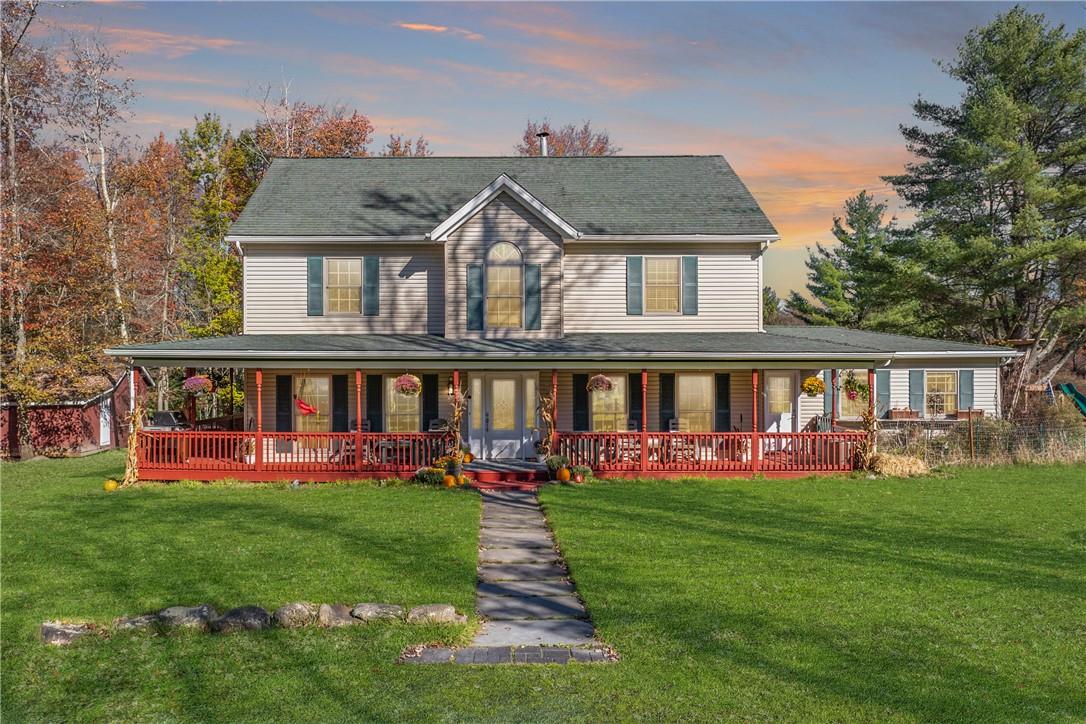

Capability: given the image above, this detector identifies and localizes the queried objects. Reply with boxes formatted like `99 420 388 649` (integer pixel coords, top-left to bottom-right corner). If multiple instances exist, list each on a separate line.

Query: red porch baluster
640 368 648 474
751 370 760 473
254 369 263 473
355 369 363 473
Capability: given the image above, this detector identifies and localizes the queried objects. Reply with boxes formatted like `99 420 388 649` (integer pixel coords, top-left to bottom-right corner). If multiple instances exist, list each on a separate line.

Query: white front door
468 373 536 459
99 397 113 447
764 371 797 434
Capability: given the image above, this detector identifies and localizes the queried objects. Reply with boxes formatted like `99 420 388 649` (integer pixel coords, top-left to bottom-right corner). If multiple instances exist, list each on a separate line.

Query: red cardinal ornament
295 398 318 416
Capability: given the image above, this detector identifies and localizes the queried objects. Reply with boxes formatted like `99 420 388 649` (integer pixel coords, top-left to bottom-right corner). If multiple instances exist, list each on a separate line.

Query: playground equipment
1056 382 1086 417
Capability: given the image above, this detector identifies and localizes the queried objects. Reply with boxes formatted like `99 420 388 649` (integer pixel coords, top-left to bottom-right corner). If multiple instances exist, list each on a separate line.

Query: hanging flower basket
182 375 213 397
586 374 614 393
842 371 869 402
801 375 826 398
393 374 422 397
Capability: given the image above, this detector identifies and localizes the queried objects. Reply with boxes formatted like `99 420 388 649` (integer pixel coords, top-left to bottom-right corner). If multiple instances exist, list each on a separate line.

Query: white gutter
570 234 780 243
229 235 431 244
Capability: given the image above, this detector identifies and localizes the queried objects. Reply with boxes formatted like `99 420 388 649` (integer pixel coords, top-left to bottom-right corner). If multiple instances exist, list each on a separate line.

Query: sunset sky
32 1 1085 294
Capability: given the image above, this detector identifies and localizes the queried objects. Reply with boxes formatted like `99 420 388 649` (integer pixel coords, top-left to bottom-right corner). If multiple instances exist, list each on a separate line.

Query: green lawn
2 454 1084 722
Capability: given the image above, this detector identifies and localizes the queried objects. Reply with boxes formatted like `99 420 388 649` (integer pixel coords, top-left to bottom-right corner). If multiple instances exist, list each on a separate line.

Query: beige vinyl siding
244 369 453 432
563 243 763 332
242 243 444 335
445 193 562 339
796 369 824 430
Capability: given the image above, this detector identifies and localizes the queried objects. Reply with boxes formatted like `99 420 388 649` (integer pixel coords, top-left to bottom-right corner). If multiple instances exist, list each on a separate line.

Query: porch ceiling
105 330 1012 369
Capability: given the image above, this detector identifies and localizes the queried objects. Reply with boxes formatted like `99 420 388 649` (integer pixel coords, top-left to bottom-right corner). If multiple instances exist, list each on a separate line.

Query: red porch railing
556 431 865 475
136 430 448 480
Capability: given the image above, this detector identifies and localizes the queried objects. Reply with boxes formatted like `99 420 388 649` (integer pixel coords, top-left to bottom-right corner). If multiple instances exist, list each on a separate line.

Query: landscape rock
273 602 318 628
158 604 217 631
318 603 358 627
350 603 404 622
210 606 271 634
407 604 467 624
41 621 93 646
114 614 159 633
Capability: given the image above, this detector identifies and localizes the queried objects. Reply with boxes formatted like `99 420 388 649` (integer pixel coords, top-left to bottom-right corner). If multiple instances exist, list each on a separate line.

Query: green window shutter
466 264 484 331
307 257 323 316
876 369 891 419
659 373 675 430
626 256 643 316
331 375 349 432
682 256 698 315
366 374 383 432
627 373 643 431
275 375 293 432
909 370 925 416
714 373 731 431
572 373 589 432
823 370 833 415
524 264 541 330
958 370 974 411
422 374 439 431
363 256 379 316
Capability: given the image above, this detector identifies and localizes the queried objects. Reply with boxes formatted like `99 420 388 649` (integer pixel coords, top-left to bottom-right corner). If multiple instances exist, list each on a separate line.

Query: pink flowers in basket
182 375 213 396
586 374 614 393
393 374 422 397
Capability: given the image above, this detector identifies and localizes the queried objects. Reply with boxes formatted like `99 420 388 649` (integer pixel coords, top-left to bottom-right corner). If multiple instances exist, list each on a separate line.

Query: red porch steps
465 460 550 490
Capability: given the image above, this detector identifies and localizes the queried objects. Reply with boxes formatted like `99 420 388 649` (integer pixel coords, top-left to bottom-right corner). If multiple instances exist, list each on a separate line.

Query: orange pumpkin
556 467 571 482
463 452 474 464
459 474 470 486
443 474 458 488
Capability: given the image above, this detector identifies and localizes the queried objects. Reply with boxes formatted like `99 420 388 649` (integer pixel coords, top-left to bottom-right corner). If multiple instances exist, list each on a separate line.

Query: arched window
486 242 523 329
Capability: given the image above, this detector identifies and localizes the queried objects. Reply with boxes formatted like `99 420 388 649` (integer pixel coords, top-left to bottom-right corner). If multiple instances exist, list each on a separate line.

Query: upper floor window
645 257 681 314
326 258 362 314
487 242 523 329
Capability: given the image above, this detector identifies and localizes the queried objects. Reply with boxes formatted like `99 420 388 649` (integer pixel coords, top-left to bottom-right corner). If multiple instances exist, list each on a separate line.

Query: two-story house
108 156 1014 482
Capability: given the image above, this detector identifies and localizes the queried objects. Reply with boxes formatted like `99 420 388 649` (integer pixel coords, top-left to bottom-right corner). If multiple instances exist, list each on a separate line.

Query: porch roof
106 329 1013 367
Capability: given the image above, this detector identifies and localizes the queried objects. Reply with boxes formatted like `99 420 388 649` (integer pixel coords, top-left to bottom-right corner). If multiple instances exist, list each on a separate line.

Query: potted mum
393 373 422 397
182 375 213 397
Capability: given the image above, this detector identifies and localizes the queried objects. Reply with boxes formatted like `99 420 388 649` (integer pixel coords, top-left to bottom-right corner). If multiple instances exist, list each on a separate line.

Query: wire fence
876 419 1086 467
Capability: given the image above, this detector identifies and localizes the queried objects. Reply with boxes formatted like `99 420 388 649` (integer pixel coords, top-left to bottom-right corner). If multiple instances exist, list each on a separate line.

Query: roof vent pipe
536 131 549 157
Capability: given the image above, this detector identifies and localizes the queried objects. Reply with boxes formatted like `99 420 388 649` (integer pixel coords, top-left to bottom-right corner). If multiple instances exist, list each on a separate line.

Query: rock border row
41 602 467 645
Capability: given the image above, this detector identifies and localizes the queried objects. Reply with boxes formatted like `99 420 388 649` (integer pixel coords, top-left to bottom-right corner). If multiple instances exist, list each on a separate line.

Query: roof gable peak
428 173 579 241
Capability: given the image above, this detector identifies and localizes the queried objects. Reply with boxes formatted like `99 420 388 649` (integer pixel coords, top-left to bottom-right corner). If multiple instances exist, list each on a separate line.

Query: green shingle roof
229 156 778 238
108 329 1013 362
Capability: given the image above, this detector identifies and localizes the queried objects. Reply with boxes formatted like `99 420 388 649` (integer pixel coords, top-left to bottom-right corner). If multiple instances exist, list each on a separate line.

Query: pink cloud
57 22 250 60
396 22 483 41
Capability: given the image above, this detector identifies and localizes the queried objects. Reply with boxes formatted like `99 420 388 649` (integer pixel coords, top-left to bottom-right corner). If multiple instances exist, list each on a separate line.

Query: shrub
544 454 569 473
413 467 447 486
571 465 592 479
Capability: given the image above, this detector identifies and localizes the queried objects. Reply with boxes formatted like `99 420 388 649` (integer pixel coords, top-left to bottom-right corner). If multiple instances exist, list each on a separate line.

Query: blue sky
34 1 1085 293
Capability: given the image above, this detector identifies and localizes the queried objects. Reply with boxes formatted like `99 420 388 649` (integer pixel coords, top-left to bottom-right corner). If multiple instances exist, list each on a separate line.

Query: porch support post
640 369 648 473
830 368 838 427
355 369 363 473
255 369 264 473
184 367 197 426
751 369 760 473
867 368 876 418
229 368 236 419
551 369 558 451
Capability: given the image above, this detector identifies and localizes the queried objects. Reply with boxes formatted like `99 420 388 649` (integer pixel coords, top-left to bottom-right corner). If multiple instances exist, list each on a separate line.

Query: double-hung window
590 375 627 432
644 257 681 314
295 375 330 433
326 258 362 314
385 377 421 432
925 371 957 417
839 369 869 418
677 374 713 432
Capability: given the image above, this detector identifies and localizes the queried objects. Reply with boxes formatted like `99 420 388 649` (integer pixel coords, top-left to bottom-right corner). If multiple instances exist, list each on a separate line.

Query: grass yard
2 454 1084 722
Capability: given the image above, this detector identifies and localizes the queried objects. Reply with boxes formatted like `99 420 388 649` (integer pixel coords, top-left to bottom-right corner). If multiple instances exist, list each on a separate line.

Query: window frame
643 255 683 316
485 242 525 330
589 374 628 432
924 370 958 418
676 373 714 432
294 374 332 433
323 256 364 316
384 376 423 433
836 368 870 420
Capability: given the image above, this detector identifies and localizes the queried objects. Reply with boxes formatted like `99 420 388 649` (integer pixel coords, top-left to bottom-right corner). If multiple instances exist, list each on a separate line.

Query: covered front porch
132 364 875 481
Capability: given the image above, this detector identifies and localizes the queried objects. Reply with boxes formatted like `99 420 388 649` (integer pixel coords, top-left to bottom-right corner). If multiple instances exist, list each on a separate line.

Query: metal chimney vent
536 131 550 157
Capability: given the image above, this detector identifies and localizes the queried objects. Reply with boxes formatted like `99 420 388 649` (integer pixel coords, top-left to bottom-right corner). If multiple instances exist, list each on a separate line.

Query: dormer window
486 242 523 329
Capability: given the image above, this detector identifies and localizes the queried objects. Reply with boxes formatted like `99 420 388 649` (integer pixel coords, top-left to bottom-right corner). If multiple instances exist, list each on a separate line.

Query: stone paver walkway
404 489 614 665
